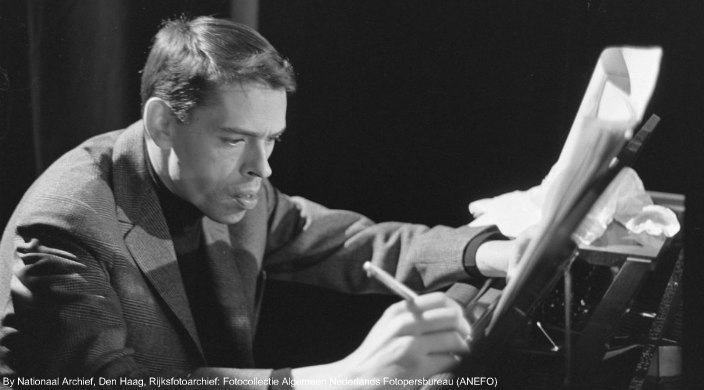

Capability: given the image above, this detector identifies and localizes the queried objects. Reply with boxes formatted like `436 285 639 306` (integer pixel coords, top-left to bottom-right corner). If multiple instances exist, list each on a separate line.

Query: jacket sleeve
262 181 494 294
1 198 274 389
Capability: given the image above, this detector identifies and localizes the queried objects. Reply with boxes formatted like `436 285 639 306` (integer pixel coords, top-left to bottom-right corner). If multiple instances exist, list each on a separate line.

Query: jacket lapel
111 121 204 359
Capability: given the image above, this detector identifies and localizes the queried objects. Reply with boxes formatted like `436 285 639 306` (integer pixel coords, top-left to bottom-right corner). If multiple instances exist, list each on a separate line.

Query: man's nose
241 141 272 179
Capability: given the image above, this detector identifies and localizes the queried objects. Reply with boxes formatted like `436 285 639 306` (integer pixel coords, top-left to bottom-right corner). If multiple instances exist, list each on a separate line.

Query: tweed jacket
0 121 489 388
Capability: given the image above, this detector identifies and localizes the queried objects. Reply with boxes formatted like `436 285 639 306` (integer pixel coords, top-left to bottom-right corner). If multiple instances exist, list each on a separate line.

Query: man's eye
223 138 245 146
268 135 283 144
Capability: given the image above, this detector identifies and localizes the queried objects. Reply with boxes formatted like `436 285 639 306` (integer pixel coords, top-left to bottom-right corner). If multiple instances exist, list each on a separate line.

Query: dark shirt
146 154 239 367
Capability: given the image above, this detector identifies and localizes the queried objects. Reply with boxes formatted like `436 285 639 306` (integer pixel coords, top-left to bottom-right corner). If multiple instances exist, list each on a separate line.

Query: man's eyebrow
219 126 287 138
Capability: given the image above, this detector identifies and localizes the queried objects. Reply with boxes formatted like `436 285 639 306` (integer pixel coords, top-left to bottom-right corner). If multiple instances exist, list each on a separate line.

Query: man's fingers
414 307 472 337
380 292 471 344
422 332 471 355
384 306 471 341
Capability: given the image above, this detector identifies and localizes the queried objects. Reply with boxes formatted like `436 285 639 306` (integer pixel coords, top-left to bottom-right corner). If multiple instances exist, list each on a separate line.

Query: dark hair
140 16 296 122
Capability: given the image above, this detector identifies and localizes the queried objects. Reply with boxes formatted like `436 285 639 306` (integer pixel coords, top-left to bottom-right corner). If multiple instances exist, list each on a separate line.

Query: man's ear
143 97 177 149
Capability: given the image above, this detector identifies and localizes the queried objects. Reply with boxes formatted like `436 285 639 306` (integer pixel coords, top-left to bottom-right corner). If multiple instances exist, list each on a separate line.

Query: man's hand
475 225 539 280
291 292 471 389
506 225 540 281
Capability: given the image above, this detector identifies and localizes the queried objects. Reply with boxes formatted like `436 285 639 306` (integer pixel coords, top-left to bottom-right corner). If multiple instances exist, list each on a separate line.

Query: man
0 16 522 389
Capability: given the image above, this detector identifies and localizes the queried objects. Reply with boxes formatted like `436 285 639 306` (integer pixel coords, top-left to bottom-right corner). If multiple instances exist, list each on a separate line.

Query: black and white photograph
0 1 702 389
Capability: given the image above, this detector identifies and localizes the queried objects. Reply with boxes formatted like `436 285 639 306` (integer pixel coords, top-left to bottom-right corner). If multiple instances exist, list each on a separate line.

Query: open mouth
232 192 259 210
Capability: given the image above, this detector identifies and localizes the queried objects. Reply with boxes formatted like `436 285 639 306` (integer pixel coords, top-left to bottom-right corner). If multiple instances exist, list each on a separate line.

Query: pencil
363 261 419 301
364 261 473 349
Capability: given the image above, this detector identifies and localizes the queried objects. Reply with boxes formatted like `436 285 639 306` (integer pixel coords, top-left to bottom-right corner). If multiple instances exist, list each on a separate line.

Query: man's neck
144 135 203 231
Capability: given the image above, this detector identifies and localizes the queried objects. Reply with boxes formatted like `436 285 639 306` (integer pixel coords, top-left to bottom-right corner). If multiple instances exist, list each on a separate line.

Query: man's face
166 83 287 224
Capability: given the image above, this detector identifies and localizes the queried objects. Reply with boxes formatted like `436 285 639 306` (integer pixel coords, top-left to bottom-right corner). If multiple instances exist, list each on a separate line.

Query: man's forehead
205 83 287 132
215 84 286 107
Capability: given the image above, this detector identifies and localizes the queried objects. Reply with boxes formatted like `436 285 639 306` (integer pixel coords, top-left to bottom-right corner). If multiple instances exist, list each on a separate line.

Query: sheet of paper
482 46 663 333
469 46 663 240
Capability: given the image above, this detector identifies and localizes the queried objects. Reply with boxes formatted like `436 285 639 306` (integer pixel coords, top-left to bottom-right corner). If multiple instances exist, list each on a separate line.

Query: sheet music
486 46 663 333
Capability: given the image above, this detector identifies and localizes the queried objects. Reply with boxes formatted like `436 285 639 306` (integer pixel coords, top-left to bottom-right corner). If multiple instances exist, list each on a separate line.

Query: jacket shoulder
8 130 126 235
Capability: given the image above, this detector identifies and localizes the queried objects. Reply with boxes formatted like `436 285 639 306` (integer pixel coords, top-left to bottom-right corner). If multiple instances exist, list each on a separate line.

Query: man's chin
207 209 247 225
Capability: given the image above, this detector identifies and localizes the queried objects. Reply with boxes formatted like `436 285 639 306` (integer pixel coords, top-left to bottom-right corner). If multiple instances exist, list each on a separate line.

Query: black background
1 0 702 386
